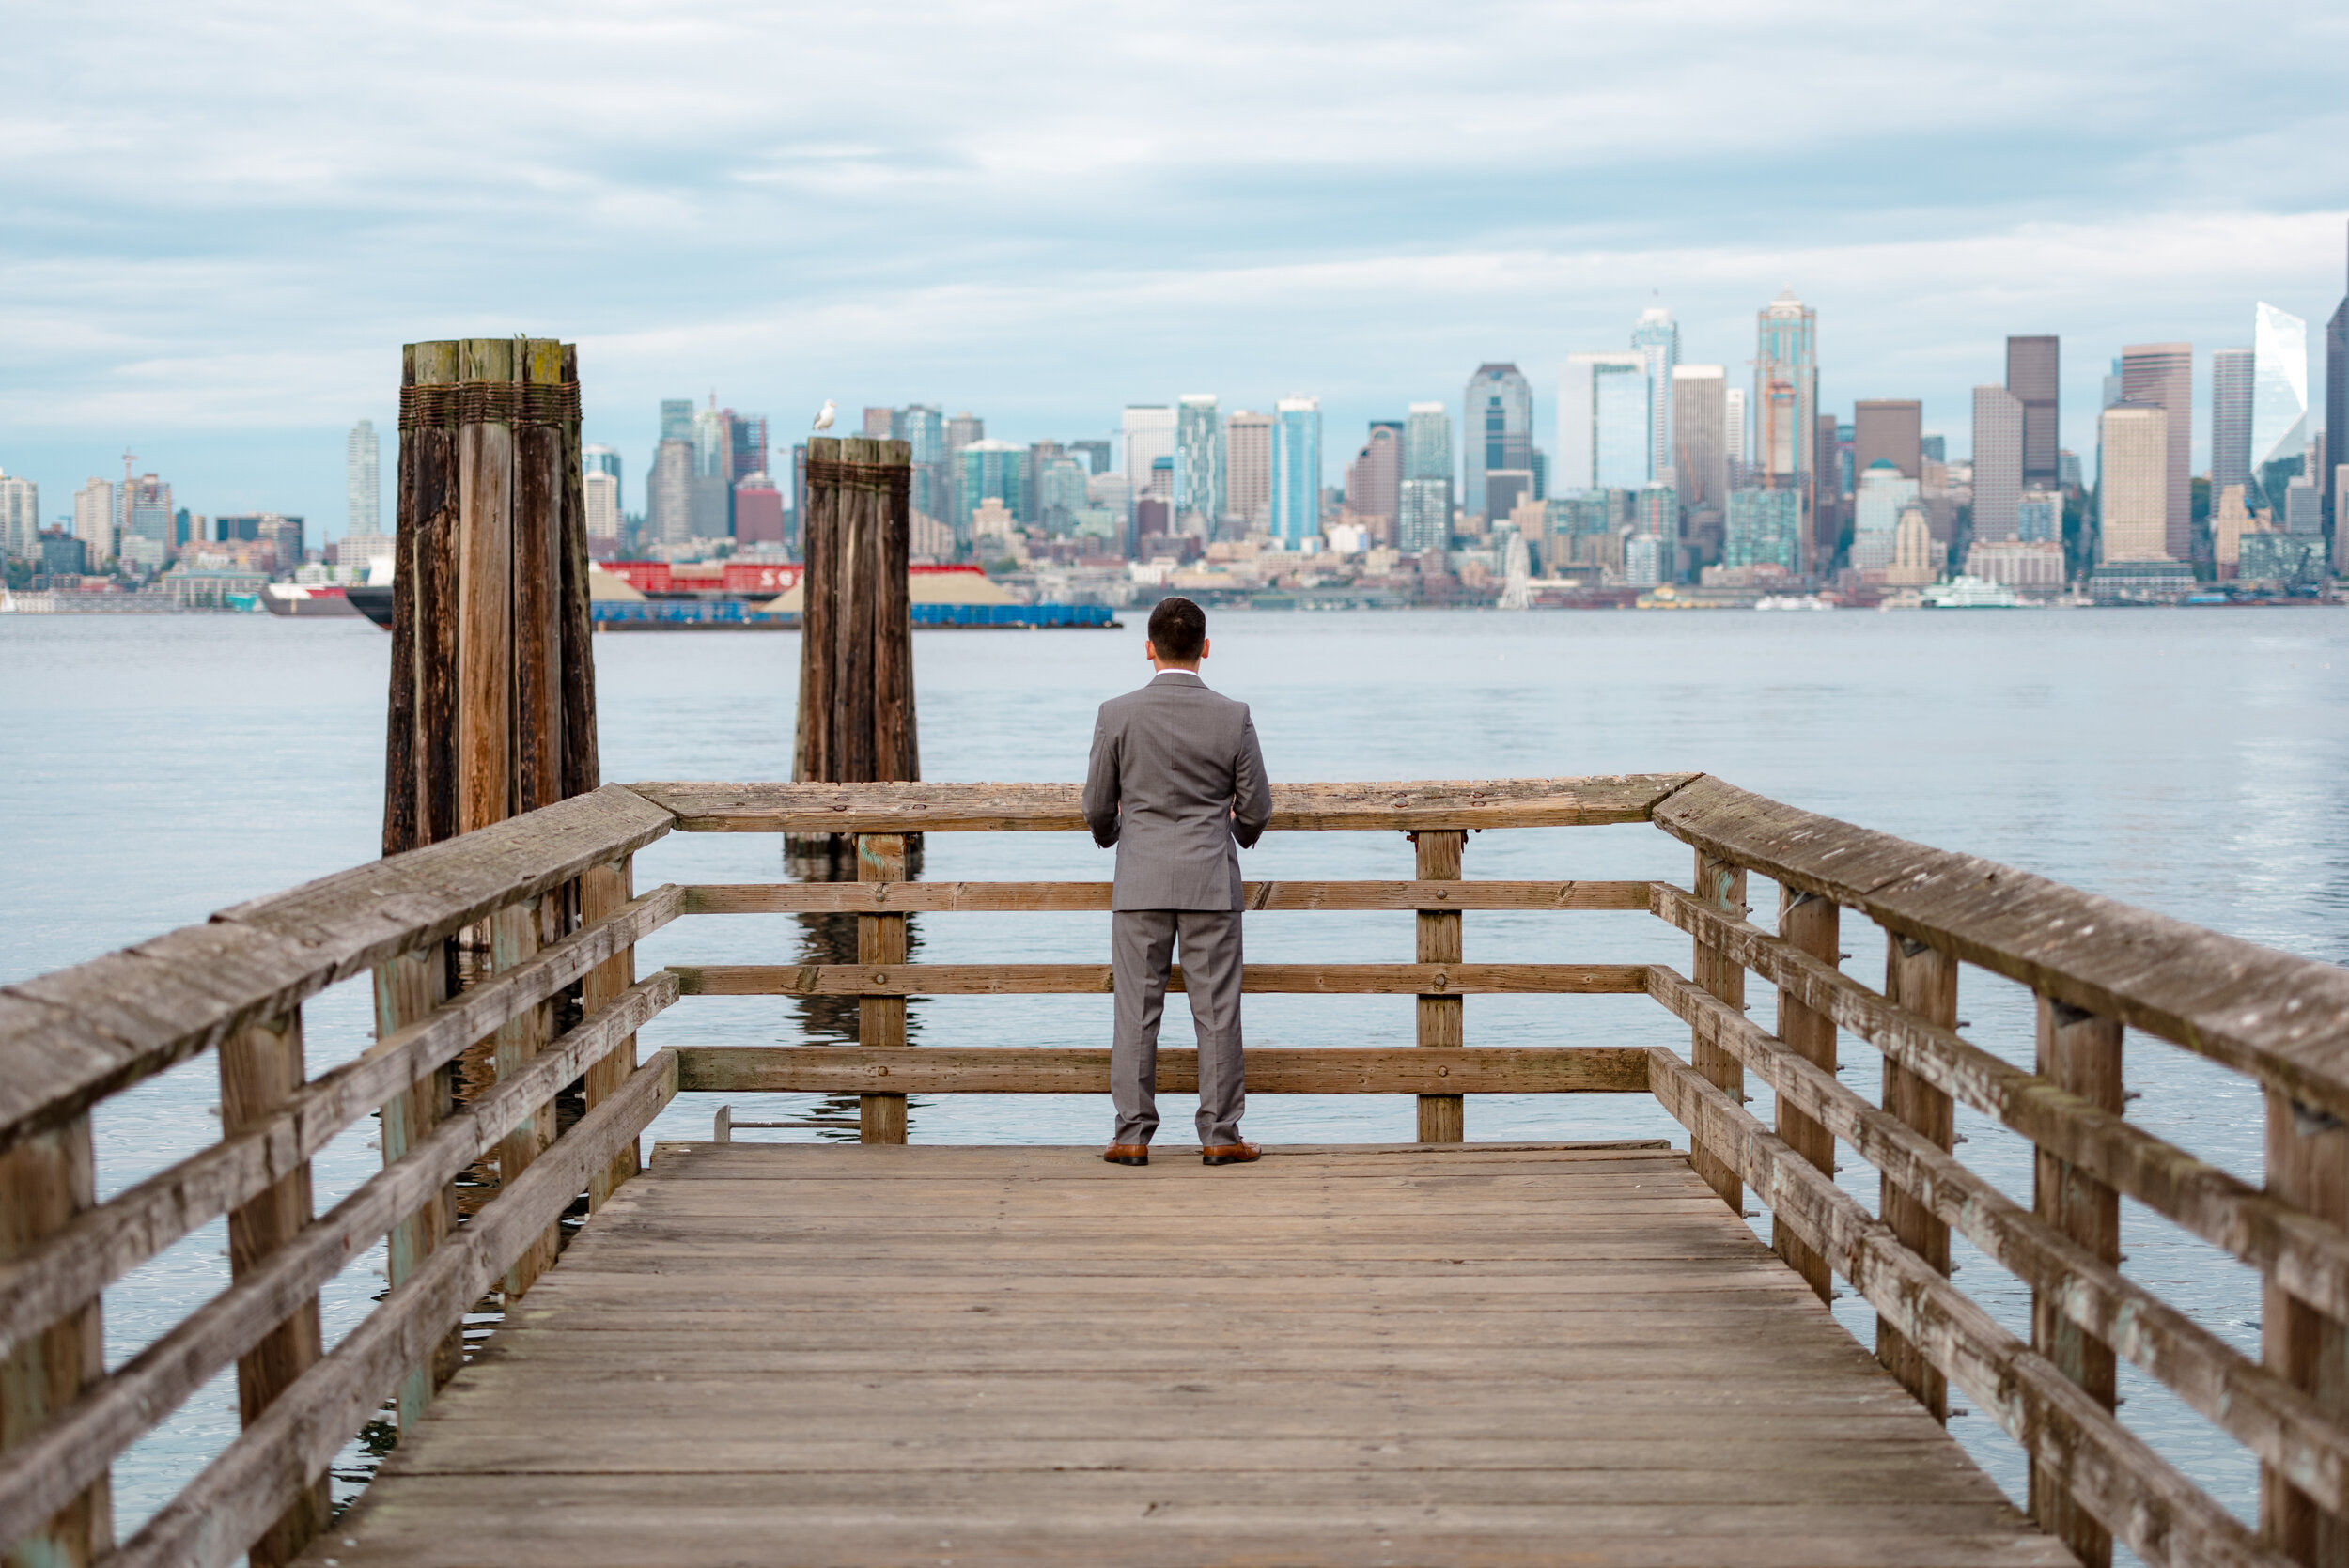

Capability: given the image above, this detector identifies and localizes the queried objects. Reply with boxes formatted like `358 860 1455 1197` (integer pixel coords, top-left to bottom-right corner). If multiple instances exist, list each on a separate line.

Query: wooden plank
675 1046 1651 1095
630 774 1702 833
491 899 557 1298
0 981 678 1551
1774 889 1837 1301
0 884 680 1356
1687 850 1745 1211
1657 883 2349 1321
555 341 599 804
375 947 459 1432
684 878 1656 914
457 334 516 834
857 834 910 1144
667 962 1649 997
579 859 640 1207
1880 930 1956 1421
513 338 566 818
105 1052 679 1568
0 1116 111 1565
2265 1079 2349 1565
1651 961 2349 1521
1645 1045 2296 1568
381 342 420 859
217 1009 329 1568
1415 831 1466 1143
1651 774 2349 1124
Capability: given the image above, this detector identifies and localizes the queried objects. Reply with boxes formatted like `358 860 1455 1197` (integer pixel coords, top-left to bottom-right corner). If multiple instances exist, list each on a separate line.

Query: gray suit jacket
1082 671 1272 910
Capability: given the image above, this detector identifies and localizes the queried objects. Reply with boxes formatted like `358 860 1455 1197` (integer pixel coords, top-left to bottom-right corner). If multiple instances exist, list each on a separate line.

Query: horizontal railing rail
7 772 2349 1568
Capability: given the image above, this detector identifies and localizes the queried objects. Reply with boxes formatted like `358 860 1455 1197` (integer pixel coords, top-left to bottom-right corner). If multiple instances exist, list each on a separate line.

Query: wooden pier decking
307 1141 2061 1568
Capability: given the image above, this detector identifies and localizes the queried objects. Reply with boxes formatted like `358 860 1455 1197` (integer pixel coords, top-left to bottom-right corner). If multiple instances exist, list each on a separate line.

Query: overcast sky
5 0 2346 538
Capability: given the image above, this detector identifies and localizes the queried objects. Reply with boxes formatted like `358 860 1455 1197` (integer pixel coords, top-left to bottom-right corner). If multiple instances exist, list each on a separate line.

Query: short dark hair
1147 597 1206 660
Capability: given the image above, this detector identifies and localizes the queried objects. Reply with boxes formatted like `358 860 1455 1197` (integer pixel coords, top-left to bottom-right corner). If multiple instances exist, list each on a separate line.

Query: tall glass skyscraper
346 420 380 537
1270 397 1322 548
1754 288 1817 565
1462 365 1532 520
1398 402 1453 555
1122 405 1175 488
2251 302 2309 509
1175 395 1223 532
1558 353 1651 492
1629 309 1679 485
2210 348 2254 501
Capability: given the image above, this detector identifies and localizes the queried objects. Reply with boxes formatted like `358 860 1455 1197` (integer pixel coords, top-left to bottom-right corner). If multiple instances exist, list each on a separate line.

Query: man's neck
1151 664 1203 677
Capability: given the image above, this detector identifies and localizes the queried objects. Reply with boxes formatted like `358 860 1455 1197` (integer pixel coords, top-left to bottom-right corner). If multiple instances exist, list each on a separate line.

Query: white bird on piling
812 400 836 432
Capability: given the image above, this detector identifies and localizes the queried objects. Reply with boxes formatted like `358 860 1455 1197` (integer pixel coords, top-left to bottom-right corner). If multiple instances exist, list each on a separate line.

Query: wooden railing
4 773 2348 1568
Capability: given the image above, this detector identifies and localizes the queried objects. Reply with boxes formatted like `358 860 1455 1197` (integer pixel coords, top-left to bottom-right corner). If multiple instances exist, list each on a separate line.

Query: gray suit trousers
1112 908 1245 1147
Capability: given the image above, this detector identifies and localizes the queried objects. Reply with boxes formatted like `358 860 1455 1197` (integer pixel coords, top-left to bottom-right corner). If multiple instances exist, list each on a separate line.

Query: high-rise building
2005 336 2060 487
730 413 769 484
648 439 692 544
1068 439 1111 476
1630 308 1679 485
73 478 114 562
583 444 622 484
1853 400 1922 481
1269 397 1321 548
1558 353 1650 493
1463 364 1532 520
1224 411 1272 532
1399 403 1454 555
346 419 380 539
584 471 622 543
1344 423 1402 542
1723 388 1747 481
1971 386 2024 541
120 474 174 568
2120 344 2193 560
1174 395 1222 532
2099 404 2170 562
957 441 1026 535
1812 414 1843 560
2327 224 2348 533
897 405 947 523
1122 405 1175 489
1755 287 1818 568
946 412 985 454
660 399 694 442
1724 489 1799 570
0 472 37 560
1671 366 1730 514
2251 303 2310 511
1850 460 1921 570
2210 348 2255 501
862 408 897 440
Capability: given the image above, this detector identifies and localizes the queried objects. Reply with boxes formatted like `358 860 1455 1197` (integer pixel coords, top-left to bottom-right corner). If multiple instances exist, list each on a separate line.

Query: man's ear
1198 637 1211 660
1143 639 1158 662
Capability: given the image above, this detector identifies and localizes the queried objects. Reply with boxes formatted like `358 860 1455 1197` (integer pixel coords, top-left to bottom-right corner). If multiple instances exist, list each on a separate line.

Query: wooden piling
1414 831 1466 1142
1879 933 1957 1421
1688 850 1746 1210
1773 889 1838 1302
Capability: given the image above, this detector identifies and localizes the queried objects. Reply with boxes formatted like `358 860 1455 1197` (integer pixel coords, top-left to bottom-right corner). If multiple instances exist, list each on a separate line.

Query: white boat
1754 594 1833 612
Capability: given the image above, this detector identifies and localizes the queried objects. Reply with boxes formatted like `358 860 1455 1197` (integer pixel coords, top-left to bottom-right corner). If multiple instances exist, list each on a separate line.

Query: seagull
812 399 836 432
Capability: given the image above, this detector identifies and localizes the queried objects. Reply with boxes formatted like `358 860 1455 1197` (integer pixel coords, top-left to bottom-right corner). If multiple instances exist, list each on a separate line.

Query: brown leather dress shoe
1103 1143 1149 1166
1201 1141 1261 1166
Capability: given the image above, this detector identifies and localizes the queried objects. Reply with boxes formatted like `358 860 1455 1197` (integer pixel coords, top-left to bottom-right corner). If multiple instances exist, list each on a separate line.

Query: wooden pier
6 776 2349 1568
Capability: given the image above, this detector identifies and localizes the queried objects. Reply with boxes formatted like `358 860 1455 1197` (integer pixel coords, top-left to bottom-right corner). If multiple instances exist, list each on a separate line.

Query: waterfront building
1887 506 1939 586
1123 405 1175 489
73 479 114 563
1850 460 1921 569
1671 366 1730 515
1225 411 1272 532
1630 308 1679 485
1724 488 1799 571
2210 347 2254 502
1965 537 2064 593
2285 475 2322 536
2119 344 2193 560
1174 396 1222 534
2251 303 2310 510
0 472 38 560
2237 530 2326 586
1270 397 1322 549
1723 388 1748 484
648 439 692 544
2098 403 2170 562
1623 532 1662 587
120 475 174 571
2211 484 2257 573
2016 489 2061 545
1558 353 1651 493
1463 364 1533 520
1853 400 1922 481
1344 423 1402 544
39 529 86 576
2005 336 2060 488
584 471 622 543
731 476 785 548
1971 387 2024 540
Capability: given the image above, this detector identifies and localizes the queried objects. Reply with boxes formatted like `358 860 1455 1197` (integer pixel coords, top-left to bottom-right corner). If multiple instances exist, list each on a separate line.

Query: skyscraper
1723 388 1748 481
2250 303 2310 510
1558 353 1650 492
1670 366 1729 514
2210 347 2255 501
583 470 621 543
946 412 985 454
2327 223 2348 533
660 399 694 442
2099 404 2170 562
1755 288 1818 565
1462 364 1532 520
346 419 380 537
0 472 38 561
1174 395 1222 532
1630 308 1679 485
648 439 692 544
2120 344 2193 560
1269 397 1321 548
1344 423 1402 542
1224 411 1272 532
1399 403 1454 555
72 478 114 562
1971 387 2024 541
957 441 1025 535
901 405 947 522
2005 336 2060 488
1122 405 1175 489
690 400 735 538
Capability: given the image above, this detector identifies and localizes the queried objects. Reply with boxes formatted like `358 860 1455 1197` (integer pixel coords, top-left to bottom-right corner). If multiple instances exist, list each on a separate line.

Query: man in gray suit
1082 597 1272 1168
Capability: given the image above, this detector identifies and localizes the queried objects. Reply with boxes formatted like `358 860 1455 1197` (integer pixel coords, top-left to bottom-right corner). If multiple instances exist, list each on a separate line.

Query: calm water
6 606 2347 1545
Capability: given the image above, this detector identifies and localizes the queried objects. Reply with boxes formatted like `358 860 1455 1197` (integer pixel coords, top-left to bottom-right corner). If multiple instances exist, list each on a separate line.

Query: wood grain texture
0 1117 111 1566
858 833 910 1145
455 336 515 836
676 1045 1652 1095
1774 889 1838 1301
578 859 640 1206
490 899 558 1298
306 1140 2061 1568
2264 1081 2349 1565
684 878 1657 913
1880 932 1957 1422
1415 831 1467 1142
1651 774 2349 1122
374 947 459 1432
1688 851 1747 1212
667 962 1649 997
633 774 1702 833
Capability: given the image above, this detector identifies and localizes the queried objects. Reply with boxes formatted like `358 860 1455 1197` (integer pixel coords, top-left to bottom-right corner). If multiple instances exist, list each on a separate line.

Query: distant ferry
262 583 363 618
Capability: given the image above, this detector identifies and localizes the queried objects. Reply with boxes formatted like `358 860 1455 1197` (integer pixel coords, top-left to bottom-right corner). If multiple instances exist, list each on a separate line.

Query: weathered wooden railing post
378 946 461 1429
2263 1085 2349 1564
218 1007 332 1568
494 897 561 1296
582 855 641 1204
1415 831 1467 1142
2030 996 2123 1568
0 1119 112 1565
1773 889 1838 1301
1879 933 1956 1421
1688 851 1746 1209
858 834 910 1143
